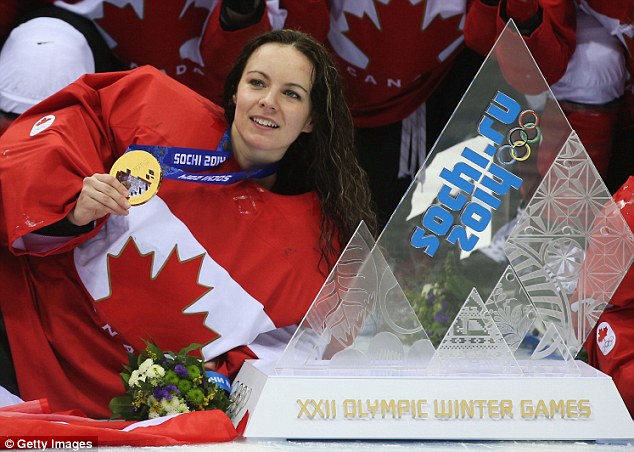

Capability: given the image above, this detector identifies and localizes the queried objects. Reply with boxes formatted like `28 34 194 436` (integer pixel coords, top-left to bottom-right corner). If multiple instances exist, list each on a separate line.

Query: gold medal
109 150 162 205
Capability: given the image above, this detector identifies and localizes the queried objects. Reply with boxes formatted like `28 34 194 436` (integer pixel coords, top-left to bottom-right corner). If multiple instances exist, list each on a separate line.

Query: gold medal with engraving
109 150 162 205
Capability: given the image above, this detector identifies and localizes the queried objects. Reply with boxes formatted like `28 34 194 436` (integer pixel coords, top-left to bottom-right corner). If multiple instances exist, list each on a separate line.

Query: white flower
176 399 190 414
138 358 154 374
128 369 146 387
147 364 166 380
158 396 190 416
128 358 159 387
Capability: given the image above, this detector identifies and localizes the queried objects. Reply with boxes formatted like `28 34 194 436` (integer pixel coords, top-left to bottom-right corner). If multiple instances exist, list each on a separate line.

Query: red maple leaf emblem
597 326 609 343
35 117 52 126
95 238 219 357
96 1 209 71
343 0 464 78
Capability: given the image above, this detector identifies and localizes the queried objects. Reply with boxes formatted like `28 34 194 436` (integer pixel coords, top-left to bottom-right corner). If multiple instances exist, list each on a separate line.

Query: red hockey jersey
327 0 471 127
0 66 328 418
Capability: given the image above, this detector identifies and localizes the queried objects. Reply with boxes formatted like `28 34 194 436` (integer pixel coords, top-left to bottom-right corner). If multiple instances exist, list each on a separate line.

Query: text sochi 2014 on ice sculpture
228 21 634 441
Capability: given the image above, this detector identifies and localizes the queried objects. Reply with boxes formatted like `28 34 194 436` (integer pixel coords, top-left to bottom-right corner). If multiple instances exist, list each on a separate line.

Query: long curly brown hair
223 29 377 271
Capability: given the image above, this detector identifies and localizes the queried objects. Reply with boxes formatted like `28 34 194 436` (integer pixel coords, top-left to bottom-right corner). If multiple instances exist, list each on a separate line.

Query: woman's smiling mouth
251 116 279 128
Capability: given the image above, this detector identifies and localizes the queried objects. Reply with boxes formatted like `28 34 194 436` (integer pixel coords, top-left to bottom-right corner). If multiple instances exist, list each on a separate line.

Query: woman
0 29 376 418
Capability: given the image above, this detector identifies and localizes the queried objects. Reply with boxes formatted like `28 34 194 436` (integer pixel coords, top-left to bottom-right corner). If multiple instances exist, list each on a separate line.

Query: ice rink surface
66 438 634 452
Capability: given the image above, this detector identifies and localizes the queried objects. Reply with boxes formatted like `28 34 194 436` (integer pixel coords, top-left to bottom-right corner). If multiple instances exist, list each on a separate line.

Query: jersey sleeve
197 5 271 105
465 0 501 57
465 0 577 84
281 0 330 43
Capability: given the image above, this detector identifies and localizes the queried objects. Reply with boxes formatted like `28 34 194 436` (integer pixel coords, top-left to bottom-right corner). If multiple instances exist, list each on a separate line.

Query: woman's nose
259 92 278 110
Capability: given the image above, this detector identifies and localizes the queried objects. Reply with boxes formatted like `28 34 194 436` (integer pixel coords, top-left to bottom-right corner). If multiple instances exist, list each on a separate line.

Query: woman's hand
68 173 131 226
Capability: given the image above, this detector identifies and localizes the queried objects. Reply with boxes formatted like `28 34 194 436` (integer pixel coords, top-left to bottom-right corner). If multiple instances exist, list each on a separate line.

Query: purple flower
153 386 171 401
153 384 181 402
434 299 449 324
166 384 179 395
174 364 189 377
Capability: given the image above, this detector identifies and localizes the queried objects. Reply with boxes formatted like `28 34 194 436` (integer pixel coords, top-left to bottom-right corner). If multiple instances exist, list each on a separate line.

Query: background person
0 4 120 135
465 0 628 184
579 0 634 193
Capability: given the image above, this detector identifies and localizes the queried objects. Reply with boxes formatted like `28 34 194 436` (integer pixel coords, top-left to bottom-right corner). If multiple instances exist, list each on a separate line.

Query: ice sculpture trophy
230 22 634 440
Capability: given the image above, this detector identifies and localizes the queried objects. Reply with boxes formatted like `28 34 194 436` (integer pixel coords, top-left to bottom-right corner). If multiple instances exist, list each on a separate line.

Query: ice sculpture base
230 360 633 440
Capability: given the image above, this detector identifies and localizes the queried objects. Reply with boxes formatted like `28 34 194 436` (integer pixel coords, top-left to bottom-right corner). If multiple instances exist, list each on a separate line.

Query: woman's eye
249 79 265 87
285 90 300 100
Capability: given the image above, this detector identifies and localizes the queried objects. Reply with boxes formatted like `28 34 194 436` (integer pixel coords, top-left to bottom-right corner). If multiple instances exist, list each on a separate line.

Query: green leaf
127 352 136 369
109 395 134 419
179 342 202 357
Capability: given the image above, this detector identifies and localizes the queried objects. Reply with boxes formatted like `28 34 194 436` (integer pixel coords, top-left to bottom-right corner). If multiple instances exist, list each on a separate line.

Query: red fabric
0 400 237 445
0 399 50 414
0 0 51 39
235 410 249 436
0 0 20 39
465 1 500 57
215 346 259 381
536 102 619 178
0 66 328 418
465 0 576 84
600 176 634 309
585 176 634 417
506 0 540 23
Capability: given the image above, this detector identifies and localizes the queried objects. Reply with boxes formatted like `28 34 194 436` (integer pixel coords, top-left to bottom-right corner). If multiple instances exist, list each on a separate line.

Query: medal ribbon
205 370 231 394
126 129 278 185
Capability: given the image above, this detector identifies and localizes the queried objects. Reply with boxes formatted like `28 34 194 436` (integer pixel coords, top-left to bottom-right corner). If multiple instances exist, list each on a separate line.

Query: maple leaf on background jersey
95 0 210 72
339 0 464 81
95 238 219 357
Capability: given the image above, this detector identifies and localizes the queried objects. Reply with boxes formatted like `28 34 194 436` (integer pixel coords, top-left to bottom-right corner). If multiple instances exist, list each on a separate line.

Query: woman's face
230 43 314 170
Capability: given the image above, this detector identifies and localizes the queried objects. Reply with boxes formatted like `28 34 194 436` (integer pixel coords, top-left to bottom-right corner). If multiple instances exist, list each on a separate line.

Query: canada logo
30 114 55 136
596 321 616 356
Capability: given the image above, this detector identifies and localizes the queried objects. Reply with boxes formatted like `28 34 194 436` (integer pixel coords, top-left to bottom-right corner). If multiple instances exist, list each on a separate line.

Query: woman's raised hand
67 173 131 226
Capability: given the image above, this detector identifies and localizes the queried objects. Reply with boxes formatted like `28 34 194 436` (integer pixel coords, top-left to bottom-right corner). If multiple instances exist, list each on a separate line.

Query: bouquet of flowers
109 341 231 420
407 253 477 345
